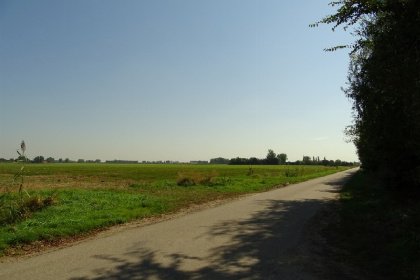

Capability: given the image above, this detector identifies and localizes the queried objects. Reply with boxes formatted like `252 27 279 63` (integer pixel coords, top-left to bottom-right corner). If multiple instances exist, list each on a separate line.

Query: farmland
0 163 351 256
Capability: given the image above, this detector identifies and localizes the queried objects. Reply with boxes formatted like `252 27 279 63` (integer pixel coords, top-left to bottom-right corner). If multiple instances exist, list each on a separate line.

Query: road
0 168 357 280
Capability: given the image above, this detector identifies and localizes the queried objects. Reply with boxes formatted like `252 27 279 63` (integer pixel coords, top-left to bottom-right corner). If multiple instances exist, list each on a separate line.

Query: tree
33 156 44 163
229 157 249 165
266 149 278 165
46 157 54 163
277 153 287 165
17 155 26 162
302 156 312 165
210 157 229 164
249 157 260 165
315 0 420 191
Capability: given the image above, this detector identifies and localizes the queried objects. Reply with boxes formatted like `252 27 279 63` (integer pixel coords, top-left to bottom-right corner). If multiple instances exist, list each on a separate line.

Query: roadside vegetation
314 0 419 194
0 162 351 257
334 170 420 280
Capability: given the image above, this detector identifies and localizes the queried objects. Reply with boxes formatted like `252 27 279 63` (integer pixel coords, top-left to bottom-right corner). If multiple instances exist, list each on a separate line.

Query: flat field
0 163 350 256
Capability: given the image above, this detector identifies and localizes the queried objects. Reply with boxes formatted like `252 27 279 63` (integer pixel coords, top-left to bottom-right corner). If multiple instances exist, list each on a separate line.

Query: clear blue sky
0 0 358 163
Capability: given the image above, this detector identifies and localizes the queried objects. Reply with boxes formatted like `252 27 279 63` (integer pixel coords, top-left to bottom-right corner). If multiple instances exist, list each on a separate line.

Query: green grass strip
0 189 170 250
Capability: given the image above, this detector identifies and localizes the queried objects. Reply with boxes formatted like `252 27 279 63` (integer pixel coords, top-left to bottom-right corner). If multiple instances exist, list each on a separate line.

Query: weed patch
0 141 59 227
177 170 217 186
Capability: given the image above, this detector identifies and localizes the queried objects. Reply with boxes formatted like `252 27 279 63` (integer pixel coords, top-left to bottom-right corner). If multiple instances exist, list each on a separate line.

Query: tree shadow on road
68 197 333 280
319 170 356 194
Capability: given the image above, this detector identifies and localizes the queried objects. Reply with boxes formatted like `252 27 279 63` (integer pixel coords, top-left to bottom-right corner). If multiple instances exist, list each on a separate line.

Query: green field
0 163 350 256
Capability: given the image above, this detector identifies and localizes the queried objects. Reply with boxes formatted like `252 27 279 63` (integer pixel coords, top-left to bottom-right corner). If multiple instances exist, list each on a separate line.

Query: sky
0 0 358 163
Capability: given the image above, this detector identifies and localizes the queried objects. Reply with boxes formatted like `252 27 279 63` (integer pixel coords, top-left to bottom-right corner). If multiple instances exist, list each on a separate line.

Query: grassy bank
0 163 350 256
336 170 420 280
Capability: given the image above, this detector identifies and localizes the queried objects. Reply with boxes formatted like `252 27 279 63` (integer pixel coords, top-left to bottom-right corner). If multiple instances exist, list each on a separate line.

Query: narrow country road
0 169 357 280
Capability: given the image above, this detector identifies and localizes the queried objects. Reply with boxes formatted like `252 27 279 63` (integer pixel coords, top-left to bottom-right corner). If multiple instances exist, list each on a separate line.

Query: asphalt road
0 168 357 280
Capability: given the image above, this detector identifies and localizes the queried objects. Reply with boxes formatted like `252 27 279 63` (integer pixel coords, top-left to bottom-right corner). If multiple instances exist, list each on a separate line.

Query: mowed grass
0 163 351 256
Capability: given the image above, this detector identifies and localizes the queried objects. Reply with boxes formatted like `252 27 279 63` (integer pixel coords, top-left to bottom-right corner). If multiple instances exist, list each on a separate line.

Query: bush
177 170 217 186
177 177 196 187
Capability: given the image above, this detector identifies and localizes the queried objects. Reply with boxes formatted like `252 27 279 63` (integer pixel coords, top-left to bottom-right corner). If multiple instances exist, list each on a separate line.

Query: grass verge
335 170 420 280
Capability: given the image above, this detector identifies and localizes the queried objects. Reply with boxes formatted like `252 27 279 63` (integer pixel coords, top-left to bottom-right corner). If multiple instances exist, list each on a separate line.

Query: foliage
315 0 420 192
229 153 355 166
209 157 230 164
266 149 278 165
277 153 287 165
33 156 44 163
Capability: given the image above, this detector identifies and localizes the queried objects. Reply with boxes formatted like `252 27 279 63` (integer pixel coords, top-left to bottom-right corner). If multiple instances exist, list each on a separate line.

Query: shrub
177 170 217 186
284 168 299 177
177 177 196 187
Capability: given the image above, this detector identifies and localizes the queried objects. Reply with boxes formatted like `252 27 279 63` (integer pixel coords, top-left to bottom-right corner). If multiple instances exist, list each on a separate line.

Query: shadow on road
69 198 330 280
319 170 356 194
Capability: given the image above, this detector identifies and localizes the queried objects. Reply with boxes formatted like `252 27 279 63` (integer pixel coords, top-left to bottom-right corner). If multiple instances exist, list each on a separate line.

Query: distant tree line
0 157 187 165
105 160 139 164
0 157 101 164
1 150 357 166
0 157 182 164
293 156 356 167
212 150 357 166
209 157 230 164
141 161 180 164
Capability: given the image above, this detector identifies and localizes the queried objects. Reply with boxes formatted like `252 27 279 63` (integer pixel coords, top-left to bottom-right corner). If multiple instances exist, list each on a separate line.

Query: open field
0 163 351 256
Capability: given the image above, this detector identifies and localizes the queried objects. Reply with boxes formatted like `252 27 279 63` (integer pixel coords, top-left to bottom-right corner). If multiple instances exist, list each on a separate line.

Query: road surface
0 168 357 280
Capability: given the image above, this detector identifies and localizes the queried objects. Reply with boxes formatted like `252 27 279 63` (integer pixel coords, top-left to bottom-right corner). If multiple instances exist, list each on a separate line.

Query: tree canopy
315 0 420 191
